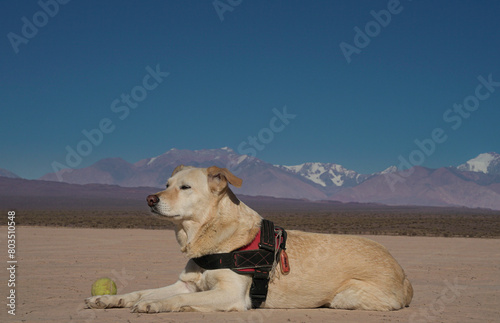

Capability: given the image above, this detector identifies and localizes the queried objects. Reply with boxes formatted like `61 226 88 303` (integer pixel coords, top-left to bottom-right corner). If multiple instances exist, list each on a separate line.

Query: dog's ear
171 165 185 177
207 166 242 192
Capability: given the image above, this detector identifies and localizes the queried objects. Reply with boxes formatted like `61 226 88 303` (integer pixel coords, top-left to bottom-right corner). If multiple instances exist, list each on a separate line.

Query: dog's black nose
147 195 159 207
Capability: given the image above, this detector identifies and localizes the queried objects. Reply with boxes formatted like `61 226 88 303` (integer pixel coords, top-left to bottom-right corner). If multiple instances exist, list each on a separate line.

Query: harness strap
259 219 275 252
249 268 270 308
192 219 286 308
192 252 233 270
192 248 275 271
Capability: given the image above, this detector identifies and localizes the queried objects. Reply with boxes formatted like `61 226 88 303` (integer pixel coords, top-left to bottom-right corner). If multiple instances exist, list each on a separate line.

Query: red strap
235 230 261 272
238 230 261 252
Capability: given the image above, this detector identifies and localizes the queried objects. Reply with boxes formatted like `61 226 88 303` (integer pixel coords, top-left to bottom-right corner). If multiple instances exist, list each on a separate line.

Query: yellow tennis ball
91 278 117 296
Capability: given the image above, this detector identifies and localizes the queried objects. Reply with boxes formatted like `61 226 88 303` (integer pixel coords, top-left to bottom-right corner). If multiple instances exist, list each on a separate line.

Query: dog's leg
328 279 403 311
85 280 192 309
131 267 252 313
131 288 249 313
132 269 252 313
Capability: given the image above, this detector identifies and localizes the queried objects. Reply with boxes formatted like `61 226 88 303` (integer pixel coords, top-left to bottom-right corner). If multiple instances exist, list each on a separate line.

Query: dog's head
147 165 242 221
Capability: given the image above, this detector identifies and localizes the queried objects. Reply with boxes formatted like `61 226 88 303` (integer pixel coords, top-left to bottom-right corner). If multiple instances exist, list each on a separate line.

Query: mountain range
0 168 20 179
3 149 500 210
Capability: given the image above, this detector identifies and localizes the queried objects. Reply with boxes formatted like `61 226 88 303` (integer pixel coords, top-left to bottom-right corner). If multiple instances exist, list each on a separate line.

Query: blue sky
1 0 499 179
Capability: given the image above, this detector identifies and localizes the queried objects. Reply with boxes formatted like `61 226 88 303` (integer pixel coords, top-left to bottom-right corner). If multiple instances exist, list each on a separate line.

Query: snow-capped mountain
378 165 398 175
457 152 500 175
278 163 368 188
37 149 500 209
42 147 260 188
41 148 328 200
331 166 500 210
277 163 400 196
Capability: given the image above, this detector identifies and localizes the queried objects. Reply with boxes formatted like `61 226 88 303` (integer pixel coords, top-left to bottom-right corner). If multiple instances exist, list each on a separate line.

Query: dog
85 165 413 313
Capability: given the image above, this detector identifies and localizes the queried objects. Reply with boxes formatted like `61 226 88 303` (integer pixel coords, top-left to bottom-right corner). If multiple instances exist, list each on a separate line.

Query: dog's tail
403 276 413 307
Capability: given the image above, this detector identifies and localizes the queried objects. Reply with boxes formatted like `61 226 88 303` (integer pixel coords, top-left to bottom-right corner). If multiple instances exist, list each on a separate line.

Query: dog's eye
180 185 191 190
166 183 170 189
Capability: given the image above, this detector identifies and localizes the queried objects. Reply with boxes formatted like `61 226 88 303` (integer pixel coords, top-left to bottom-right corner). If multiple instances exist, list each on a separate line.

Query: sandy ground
1 227 499 323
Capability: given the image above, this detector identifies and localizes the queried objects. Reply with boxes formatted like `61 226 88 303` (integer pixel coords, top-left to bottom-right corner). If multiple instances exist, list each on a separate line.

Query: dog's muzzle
146 194 178 217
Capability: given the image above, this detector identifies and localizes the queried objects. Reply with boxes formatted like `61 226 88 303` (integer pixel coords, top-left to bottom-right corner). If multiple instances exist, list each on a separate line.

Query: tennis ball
91 278 117 296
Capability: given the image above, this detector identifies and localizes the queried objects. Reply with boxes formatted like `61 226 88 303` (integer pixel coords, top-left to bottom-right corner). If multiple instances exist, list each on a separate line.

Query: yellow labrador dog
85 165 412 313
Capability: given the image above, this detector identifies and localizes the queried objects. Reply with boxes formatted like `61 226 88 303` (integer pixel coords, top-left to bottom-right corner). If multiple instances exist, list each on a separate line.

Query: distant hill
38 149 500 210
1 177 157 210
0 168 20 179
331 166 500 210
0 176 379 213
40 148 328 200
3 176 499 238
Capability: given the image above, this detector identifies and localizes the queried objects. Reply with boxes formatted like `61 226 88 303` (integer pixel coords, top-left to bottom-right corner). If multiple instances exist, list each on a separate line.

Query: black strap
192 249 275 271
233 249 275 270
192 252 233 270
259 219 275 252
249 268 270 308
249 219 275 308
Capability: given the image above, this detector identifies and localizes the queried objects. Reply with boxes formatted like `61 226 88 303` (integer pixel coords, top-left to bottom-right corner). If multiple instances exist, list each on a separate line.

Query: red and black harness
192 220 289 308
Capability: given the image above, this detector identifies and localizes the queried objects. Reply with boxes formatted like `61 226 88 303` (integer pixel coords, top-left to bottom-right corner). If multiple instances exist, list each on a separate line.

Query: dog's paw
85 295 112 309
131 300 162 313
131 300 181 313
85 295 133 309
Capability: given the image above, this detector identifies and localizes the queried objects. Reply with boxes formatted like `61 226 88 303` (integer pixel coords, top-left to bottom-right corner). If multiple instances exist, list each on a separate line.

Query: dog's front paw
131 299 181 313
131 300 162 313
85 294 134 309
85 295 113 309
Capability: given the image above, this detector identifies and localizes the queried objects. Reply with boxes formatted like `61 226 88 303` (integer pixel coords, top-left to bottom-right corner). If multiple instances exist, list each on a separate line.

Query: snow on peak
147 156 158 166
457 152 500 174
280 163 306 174
236 155 248 164
279 162 360 187
379 165 398 175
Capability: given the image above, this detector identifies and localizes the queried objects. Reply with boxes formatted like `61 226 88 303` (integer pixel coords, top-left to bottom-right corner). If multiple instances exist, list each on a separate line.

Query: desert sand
2 226 499 323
